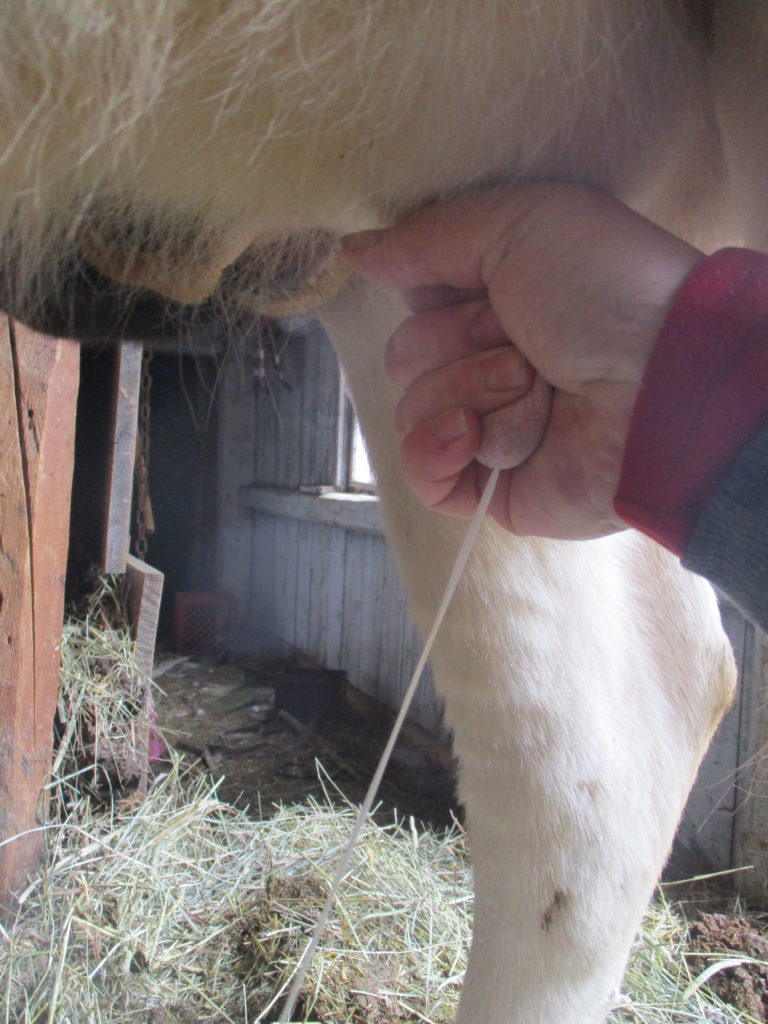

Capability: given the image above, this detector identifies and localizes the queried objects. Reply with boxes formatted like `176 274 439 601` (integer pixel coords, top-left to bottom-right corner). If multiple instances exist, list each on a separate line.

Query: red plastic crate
173 591 237 656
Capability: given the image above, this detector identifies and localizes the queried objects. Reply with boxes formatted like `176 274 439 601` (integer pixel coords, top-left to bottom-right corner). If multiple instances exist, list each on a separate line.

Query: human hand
342 184 703 539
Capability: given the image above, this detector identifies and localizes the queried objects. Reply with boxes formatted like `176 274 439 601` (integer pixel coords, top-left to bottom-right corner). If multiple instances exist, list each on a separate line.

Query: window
349 417 375 489
338 375 375 492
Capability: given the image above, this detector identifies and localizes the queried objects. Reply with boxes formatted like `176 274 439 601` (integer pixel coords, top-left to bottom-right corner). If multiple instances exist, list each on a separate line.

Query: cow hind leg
321 280 736 1024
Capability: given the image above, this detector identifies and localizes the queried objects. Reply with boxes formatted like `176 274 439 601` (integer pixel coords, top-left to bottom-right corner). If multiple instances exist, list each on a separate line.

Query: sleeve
681 420 768 628
613 248 768 629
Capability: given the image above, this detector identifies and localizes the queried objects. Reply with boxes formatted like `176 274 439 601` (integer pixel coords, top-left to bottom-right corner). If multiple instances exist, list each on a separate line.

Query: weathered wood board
103 343 143 572
126 554 164 679
733 621 768 897
0 320 79 909
125 554 164 794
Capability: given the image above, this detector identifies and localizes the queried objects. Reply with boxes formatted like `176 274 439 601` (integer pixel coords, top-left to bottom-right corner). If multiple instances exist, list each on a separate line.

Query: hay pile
2 769 473 1023
0 600 764 1023
50 576 151 818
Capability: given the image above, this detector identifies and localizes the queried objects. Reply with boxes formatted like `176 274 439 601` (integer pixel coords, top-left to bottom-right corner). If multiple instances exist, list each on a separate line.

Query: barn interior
65 318 460 826
65 313 767 884
1 313 767 1022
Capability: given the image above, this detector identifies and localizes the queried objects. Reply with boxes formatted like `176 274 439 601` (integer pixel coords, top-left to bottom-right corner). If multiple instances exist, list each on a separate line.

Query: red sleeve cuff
614 248 768 555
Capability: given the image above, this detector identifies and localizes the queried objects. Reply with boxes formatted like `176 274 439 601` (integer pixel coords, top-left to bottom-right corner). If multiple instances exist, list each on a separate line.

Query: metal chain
133 347 153 561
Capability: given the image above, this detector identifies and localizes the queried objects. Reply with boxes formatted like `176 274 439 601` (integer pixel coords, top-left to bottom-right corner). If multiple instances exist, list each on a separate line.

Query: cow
0 2 762 1021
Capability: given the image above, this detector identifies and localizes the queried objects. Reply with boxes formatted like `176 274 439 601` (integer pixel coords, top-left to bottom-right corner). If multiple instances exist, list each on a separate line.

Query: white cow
0 2 760 1021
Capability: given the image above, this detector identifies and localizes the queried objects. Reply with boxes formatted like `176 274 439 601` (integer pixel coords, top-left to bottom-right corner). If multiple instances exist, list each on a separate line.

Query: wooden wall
216 321 767 887
216 322 444 735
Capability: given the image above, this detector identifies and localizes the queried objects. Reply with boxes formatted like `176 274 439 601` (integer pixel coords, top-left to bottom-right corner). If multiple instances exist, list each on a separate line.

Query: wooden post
0 319 79 910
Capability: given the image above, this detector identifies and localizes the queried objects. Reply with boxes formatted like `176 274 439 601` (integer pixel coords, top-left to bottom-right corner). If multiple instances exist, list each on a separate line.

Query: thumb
340 189 518 291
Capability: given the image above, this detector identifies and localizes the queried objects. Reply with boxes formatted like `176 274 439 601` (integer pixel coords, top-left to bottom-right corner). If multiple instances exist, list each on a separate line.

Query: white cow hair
0 0 724 311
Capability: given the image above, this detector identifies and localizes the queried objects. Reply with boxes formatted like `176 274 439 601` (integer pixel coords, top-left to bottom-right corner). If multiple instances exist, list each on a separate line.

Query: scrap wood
277 710 371 786
216 684 276 715
152 655 191 679
173 732 270 759
277 709 412 805
344 682 454 773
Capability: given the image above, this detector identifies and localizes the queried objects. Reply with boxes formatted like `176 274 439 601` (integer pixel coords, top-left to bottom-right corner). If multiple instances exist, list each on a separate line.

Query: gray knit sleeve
682 420 768 632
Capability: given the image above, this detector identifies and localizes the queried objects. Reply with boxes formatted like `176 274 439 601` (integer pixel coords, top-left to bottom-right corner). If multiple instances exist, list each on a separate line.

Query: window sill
239 485 382 535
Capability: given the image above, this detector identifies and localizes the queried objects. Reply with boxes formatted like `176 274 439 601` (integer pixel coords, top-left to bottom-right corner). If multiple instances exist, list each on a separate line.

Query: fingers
399 408 485 515
386 300 507 388
394 346 534 438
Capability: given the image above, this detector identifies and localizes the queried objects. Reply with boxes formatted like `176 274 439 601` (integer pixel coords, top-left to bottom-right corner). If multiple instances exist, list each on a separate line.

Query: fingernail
435 408 471 443
340 229 386 254
482 349 528 391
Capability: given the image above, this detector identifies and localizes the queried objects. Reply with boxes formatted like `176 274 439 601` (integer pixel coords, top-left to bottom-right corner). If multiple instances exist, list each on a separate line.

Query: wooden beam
240 485 382 535
0 320 79 910
103 342 142 573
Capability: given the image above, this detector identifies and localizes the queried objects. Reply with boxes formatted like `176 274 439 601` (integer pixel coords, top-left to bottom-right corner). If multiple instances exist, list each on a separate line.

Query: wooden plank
341 532 383 696
379 552 405 706
249 514 279 648
675 702 741 874
16 326 80 766
310 524 346 668
252 328 305 489
292 520 346 668
365 537 387 698
272 517 300 650
344 684 454 773
299 326 341 487
277 709 378 789
340 531 363 687
299 332 320 488
0 320 79 909
0 316 36 911
668 601 743 875
240 486 382 534
253 374 274 486
294 519 313 654
125 554 164 796
276 340 305 489
733 623 768 895
215 358 256 632
102 343 142 572
125 554 164 679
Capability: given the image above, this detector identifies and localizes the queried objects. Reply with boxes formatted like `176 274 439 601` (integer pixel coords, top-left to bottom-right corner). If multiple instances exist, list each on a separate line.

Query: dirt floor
686 911 768 1021
151 653 459 828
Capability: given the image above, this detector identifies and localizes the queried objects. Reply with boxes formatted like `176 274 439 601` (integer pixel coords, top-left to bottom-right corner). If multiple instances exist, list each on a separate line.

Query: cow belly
321 278 736 1024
